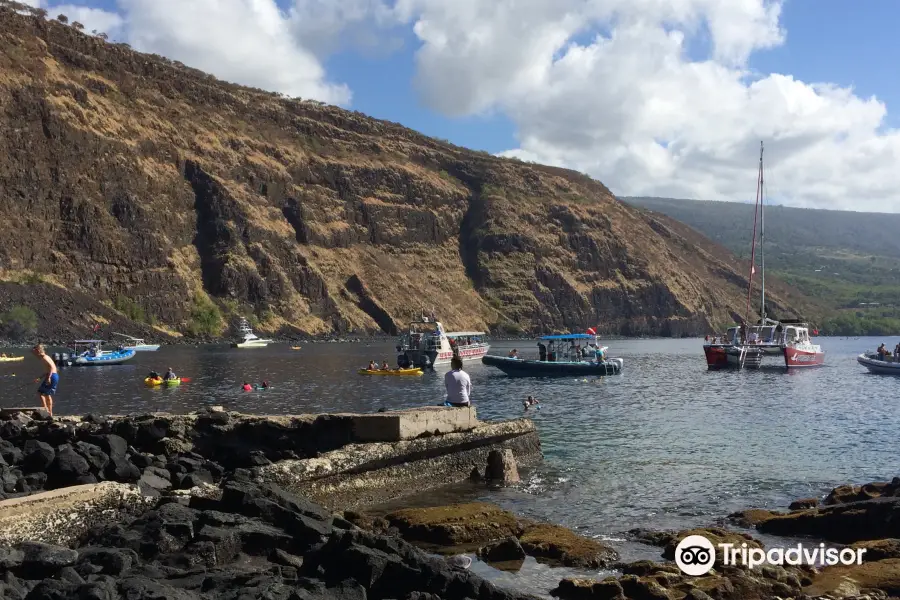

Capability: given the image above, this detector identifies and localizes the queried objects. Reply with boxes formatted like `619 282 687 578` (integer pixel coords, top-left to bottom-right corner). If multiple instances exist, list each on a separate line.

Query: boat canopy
540 333 595 340
74 340 104 344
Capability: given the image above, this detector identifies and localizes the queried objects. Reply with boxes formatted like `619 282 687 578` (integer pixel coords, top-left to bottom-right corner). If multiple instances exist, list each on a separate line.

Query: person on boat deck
595 346 605 362
877 343 888 360
368 360 377 370
508 349 518 358
894 343 900 360
581 345 590 358
381 361 390 370
538 342 547 361
443 356 471 408
163 367 176 381
242 382 252 391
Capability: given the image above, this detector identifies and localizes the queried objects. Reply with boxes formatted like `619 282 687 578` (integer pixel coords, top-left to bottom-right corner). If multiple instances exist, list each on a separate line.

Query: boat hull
232 341 271 348
783 346 825 368
128 344 160 352
358 368 423 376
145 377 181 386
481 354 623 377
857 353 900 375
73 349 135 365
703 344 765 369
404 344 489 368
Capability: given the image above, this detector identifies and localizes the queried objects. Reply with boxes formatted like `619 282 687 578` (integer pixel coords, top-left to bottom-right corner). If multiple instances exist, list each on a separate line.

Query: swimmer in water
523 395 540 411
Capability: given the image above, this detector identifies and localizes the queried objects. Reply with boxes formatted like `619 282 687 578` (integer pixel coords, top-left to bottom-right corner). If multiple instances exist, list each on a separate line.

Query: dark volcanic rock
0 480 542 600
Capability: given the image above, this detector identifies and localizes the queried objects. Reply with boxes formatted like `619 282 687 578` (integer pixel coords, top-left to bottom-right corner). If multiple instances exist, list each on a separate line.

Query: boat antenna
759 141 766 323
745 141 763 323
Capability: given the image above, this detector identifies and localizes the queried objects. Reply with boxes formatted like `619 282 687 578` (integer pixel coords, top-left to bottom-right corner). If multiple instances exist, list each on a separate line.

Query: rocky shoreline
2 408 898 599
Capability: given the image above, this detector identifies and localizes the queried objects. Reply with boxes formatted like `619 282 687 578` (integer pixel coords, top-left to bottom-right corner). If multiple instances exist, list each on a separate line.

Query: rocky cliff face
0 3 811 340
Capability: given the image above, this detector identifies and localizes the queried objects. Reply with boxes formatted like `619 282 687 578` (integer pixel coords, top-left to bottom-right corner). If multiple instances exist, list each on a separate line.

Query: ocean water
1 336 894 594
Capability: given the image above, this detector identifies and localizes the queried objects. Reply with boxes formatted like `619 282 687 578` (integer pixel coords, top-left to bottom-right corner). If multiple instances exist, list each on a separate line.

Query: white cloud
391 0 900 212
115 0 351 105
51 4 124 36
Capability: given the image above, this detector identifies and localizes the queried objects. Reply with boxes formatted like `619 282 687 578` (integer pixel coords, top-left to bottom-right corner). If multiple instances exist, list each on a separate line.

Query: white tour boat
397 316 489 369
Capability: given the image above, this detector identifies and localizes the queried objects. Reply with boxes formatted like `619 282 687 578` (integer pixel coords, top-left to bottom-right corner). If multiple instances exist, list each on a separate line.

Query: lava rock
47 444 91 488
21 440 55 473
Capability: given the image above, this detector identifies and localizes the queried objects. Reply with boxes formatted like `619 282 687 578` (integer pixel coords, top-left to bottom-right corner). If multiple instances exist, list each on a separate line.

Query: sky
18 0 900 213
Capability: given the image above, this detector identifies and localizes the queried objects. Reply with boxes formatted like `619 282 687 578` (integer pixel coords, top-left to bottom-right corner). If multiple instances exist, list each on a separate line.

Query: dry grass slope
0 1 809 339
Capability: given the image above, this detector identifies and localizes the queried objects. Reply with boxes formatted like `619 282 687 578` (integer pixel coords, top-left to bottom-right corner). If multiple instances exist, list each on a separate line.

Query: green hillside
621 197 900 335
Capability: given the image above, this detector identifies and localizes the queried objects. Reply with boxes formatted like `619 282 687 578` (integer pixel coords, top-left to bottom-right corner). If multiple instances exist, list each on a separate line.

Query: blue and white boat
70 340 135 366
481 333 624 377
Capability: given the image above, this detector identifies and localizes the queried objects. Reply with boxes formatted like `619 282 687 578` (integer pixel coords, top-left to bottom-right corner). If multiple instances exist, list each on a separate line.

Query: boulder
478 536 526 563
518 522 618 568
485 448 520 483
757 497 900 543
789 497 819 510
385 502 522 546
21 440 55 473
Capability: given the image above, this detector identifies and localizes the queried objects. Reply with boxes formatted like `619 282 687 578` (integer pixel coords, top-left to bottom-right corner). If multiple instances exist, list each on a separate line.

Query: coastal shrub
113 295 147 323
0 305 38 340
184 296 223 336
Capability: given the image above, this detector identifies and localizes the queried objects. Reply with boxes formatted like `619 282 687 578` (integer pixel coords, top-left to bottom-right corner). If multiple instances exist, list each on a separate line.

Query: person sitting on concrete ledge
443 356 471 408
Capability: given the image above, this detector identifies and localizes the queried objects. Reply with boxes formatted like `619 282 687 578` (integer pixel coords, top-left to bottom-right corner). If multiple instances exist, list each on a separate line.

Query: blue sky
33 0 900 211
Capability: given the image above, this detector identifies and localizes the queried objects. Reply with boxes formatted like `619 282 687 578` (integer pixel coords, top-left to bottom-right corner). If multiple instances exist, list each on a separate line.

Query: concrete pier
0 407 540 545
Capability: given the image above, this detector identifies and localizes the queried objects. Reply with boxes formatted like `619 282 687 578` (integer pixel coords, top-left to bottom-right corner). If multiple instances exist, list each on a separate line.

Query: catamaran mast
759 142 766 322
745 142 763 323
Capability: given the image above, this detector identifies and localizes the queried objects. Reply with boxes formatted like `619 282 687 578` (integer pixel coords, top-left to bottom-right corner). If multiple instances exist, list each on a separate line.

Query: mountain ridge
0 2 812 342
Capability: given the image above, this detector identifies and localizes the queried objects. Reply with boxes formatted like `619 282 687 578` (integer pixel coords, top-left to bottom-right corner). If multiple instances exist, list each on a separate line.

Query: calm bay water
1 336 895 592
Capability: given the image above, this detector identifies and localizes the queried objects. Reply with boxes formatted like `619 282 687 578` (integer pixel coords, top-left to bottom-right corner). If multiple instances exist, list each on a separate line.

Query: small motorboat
70 340 135 366
857 353 900 376
358 367 424 376
112 333 160 351
482 333 623 377
0 356 24 362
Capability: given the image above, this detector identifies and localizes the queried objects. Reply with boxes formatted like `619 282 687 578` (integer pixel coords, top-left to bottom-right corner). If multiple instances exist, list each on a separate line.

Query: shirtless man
32 344 58 417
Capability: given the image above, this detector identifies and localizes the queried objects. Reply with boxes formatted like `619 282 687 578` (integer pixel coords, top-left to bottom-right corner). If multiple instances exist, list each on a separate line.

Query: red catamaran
703 142 825 370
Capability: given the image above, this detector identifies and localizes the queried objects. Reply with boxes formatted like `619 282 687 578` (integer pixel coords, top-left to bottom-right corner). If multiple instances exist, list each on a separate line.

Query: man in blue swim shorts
32 344 58 417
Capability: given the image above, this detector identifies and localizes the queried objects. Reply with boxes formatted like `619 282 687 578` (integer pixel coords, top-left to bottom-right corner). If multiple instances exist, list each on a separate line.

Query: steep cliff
0 3 812 340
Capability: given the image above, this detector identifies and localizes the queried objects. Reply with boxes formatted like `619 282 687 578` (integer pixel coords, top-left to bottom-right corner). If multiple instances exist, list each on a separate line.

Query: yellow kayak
358 368 423 376
291 346 302 350
0 356 24 362
144 377 181 386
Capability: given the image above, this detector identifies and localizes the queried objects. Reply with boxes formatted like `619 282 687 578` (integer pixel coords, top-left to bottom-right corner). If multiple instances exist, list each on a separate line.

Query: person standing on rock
443 356 471 408
32 344 58 417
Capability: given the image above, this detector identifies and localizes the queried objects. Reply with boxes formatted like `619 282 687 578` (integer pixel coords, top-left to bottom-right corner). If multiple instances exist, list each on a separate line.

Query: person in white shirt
444 356 472 407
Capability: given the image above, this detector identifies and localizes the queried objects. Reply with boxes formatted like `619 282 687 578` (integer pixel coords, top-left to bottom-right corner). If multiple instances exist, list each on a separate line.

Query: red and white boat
702 142 824 370
397 315 489 369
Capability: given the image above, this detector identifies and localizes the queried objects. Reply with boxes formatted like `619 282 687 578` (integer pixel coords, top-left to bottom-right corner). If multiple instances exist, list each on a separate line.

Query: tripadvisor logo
674 534 867 576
